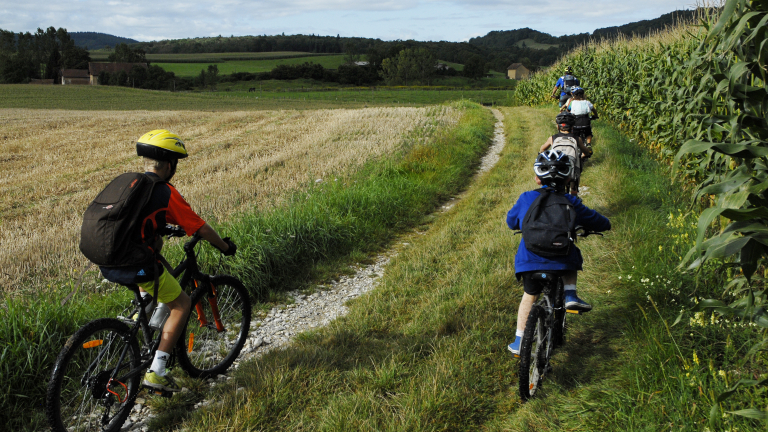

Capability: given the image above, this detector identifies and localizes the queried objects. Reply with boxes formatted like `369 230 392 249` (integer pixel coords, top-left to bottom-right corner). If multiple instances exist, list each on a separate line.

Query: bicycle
46 225 252 432
515 228 601 401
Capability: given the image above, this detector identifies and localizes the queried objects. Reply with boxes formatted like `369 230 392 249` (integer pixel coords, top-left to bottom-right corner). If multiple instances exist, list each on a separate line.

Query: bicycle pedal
566 309 583 314
151 389 174 398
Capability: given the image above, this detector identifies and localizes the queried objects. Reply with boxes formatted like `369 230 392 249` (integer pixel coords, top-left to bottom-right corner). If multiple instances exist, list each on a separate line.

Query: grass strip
0 84 514 110
166 106 764 431
0 101 494 431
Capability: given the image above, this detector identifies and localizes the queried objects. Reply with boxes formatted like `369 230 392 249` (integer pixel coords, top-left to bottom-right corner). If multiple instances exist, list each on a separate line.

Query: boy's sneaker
507 336 522 356
143 370 181 392
565 293 592 312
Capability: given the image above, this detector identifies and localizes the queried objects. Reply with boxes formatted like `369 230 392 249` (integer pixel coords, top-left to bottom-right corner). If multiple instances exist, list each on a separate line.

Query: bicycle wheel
176 275 251 378
552 279 567 348
518 305 550 401
47 318 141 432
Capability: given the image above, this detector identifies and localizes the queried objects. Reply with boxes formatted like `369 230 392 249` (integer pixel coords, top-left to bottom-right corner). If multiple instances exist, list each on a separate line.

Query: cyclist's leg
510 273 543 354
138 268 190 391
137 268 190 353
563 271 592 311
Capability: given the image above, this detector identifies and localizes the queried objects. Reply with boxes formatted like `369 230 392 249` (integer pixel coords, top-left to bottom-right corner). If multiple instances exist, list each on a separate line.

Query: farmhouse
88 62 148 85
61 69 90 85
506 63 530 80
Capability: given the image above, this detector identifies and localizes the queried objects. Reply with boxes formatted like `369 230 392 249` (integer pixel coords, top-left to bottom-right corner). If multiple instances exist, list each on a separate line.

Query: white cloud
0 0 699 42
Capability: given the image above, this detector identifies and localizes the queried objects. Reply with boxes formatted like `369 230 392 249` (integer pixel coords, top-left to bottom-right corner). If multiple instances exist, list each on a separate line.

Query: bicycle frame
98 233 225 395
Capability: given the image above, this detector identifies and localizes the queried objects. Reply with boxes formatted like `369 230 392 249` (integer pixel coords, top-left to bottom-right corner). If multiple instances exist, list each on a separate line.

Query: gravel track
121 108 506 431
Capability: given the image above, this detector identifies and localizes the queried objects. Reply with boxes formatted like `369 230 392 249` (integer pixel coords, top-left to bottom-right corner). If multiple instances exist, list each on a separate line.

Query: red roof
88 62 148 75
61 69 90 78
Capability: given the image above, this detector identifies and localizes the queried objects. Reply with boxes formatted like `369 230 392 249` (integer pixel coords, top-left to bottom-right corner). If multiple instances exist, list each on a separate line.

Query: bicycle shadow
548 300 635 388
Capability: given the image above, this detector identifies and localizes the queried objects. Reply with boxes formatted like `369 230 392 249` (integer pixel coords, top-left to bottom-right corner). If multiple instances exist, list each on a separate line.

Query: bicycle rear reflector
82 340 103 349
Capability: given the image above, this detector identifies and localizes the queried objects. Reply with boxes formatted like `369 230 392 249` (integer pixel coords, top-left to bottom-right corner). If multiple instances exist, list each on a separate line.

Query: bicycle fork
188 279 226 352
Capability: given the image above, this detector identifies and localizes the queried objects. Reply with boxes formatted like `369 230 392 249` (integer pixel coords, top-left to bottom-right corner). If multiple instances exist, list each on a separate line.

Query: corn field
519 0 768 418
0 106 460 294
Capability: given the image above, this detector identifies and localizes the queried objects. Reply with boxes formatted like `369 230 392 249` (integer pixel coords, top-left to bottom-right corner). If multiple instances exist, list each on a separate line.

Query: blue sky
0 0 698 42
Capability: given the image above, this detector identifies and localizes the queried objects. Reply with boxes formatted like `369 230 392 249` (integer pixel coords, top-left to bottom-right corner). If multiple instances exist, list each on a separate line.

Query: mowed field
0 106 460 294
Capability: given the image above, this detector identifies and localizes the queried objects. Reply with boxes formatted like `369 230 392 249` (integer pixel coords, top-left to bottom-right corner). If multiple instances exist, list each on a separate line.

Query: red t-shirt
139 173 206 243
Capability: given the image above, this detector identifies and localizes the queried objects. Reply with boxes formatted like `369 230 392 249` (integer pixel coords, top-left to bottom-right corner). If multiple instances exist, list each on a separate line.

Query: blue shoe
508 335 522 356
565 293 592 312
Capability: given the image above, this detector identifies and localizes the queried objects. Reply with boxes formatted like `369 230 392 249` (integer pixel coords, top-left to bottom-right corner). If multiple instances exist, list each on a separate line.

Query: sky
0 0 698 43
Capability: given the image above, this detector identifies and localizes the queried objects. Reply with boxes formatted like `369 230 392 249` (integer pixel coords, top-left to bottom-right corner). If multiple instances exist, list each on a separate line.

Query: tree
462 55 488 80
381 47 436 86
344 41 361 64
107 43 146 63
206 64 219 89
60 44 90 69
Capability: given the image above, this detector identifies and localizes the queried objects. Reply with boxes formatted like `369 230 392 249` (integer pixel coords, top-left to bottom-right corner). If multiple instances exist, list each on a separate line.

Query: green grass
156 106 764 432
0 84 516 110
1 101 495 431
154 54 349 76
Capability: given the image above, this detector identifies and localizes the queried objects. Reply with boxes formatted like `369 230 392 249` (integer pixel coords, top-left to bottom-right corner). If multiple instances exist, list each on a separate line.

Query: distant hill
70 32 138 50
469 9 702 51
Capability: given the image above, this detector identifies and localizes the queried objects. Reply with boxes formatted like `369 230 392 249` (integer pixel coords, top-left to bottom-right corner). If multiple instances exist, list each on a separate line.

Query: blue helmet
571 86 585 96
534 150 572 189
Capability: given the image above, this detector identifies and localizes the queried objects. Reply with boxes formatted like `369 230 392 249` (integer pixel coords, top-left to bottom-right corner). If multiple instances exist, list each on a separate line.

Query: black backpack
79 173 165 269
563 74 578 93
521 188 576 257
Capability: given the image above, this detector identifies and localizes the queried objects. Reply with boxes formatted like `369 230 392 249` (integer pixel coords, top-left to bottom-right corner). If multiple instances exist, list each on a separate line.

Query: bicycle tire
552 278 567 348
46 318 140 432
176 275 251 378
518 305 549 401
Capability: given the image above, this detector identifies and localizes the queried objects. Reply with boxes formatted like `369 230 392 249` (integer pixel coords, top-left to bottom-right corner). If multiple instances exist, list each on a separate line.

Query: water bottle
148 303 170 330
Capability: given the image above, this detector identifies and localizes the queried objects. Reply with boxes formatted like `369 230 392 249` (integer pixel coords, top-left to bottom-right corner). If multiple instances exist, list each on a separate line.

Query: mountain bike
46 225 251 432
516 228 601 401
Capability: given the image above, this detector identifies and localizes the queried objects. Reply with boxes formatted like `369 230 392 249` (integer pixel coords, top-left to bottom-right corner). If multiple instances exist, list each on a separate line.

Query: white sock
150 350 170 376
515 330 525 338
564 284 577 294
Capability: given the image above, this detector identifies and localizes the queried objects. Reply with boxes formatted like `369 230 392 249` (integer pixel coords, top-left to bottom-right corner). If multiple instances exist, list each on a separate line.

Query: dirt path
124 109 506 430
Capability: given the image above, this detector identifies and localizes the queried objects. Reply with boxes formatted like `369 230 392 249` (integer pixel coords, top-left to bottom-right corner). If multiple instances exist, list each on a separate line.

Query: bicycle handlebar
575 226 603 238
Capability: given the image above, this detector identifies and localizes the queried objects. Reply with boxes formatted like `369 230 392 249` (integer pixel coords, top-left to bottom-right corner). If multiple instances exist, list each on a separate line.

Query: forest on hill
69 31 138 50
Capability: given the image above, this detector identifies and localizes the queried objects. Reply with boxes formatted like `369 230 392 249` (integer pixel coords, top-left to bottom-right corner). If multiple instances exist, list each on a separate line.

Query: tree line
0 27 90 83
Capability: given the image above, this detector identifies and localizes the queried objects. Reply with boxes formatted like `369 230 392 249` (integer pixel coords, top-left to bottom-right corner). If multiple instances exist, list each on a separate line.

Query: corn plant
519 0 768 422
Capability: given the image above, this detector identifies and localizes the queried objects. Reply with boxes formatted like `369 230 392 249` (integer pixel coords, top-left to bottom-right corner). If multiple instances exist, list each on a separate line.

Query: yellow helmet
136 129 188 161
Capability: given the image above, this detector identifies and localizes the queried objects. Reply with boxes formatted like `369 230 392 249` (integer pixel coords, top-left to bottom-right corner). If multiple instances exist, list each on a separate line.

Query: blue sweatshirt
506 189 611 275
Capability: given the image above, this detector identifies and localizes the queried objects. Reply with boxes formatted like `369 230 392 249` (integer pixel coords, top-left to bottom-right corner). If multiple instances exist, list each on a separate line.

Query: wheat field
0 106 460 293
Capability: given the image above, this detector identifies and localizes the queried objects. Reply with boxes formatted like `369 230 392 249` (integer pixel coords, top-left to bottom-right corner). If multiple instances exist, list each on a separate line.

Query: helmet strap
167 159 178 181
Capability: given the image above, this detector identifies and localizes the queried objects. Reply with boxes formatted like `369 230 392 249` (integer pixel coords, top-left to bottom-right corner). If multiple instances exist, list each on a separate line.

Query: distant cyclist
98 130 236 392
551 66 580 107
539 112 592 195
561 87 599 148
506 150 611 356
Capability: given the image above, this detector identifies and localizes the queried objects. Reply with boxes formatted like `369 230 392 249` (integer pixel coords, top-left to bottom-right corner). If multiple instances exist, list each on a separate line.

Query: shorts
520 271 565 296
573 126 592 140
137 268 182 303
559 94 570 107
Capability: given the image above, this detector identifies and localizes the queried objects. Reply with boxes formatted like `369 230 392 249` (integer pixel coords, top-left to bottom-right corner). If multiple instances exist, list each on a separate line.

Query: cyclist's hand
221 237 237 256
591 115 599 121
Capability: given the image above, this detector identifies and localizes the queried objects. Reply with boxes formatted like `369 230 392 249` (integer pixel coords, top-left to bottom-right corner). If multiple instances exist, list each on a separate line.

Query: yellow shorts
137 268 182 303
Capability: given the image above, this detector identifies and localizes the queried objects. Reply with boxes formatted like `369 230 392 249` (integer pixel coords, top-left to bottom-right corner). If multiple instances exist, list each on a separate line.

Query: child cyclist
98 130 237 392
560 87 599 148
506 150 611 355
540 112 592 195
